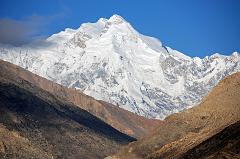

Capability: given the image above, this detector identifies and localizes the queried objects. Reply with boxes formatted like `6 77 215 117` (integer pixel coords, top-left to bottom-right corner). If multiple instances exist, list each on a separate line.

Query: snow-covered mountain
0 15 239 119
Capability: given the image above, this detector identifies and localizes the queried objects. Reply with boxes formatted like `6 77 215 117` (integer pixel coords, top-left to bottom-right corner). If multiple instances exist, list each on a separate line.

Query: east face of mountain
0 15 239 119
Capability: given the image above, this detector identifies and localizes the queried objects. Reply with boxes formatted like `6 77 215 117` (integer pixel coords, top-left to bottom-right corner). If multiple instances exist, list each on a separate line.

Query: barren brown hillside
0 60 136 158
110 72 240 159
0 59 161 138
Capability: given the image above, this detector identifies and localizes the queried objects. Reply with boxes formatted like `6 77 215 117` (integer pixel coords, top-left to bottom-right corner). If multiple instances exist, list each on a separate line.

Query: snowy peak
96 14 127 25
78 14 131 35
50 15 139 48
108 14 127 24
48 14 164 55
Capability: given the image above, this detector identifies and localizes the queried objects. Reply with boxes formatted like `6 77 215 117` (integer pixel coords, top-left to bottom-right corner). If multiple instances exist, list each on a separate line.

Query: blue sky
0 0 239 57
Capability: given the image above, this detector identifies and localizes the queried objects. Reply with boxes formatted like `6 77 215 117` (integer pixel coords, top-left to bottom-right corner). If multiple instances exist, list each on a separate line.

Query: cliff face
110 72 240 159
0 60 136 158
0 59 161 138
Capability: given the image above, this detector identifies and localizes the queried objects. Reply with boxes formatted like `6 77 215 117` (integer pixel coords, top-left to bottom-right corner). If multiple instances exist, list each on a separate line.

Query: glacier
0 14 239 119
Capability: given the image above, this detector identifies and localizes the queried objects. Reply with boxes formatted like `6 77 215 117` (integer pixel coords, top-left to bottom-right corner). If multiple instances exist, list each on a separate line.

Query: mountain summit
0 15 239 119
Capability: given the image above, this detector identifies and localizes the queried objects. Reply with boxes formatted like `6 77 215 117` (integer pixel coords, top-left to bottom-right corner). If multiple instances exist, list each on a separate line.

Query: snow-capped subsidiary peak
231 52 240 59
0 15 239 119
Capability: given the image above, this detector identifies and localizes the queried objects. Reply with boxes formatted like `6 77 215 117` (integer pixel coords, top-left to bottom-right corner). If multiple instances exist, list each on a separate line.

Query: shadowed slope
110 72 240 159
0 59 160 138
0 62 135 158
